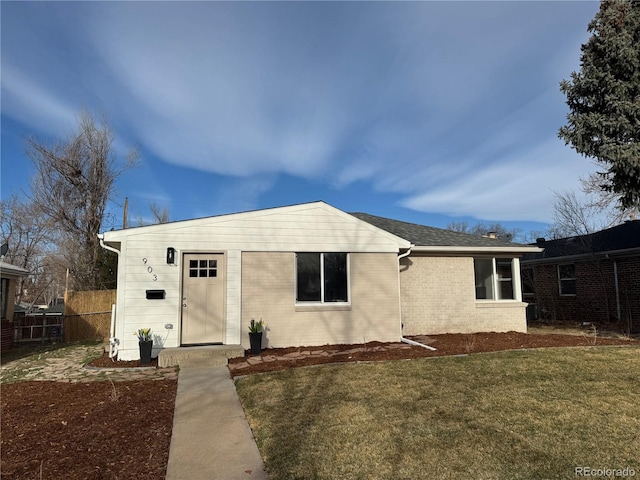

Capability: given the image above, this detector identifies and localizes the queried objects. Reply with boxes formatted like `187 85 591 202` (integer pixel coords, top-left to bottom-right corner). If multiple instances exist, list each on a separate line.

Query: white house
99 201 541 360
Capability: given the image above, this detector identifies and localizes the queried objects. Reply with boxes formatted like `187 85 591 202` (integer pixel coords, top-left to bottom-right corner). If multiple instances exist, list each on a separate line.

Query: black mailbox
146 290 165 300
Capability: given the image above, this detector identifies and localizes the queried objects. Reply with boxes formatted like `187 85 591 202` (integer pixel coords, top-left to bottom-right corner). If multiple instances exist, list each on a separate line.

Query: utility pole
123 197 128 229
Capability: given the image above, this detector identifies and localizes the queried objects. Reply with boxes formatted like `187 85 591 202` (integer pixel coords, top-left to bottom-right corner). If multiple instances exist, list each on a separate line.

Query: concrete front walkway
166 367 268 480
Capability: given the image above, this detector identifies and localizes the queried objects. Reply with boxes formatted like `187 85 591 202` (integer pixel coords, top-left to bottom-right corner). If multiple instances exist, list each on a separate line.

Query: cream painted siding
113 240 242 360
104 203 408 253
400 255 527 335
103 203 407 360
242 252 402 348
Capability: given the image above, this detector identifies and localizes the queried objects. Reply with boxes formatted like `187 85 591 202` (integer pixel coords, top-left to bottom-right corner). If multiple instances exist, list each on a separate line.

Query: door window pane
189 258 220 279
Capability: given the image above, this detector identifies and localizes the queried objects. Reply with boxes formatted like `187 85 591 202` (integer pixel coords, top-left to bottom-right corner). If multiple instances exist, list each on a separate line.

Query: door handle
182 303 187 308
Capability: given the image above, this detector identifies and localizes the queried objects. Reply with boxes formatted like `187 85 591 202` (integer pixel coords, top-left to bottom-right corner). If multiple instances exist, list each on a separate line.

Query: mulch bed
88 353 159 368
227 331 639 377
87 332 639 376
1 379 177 480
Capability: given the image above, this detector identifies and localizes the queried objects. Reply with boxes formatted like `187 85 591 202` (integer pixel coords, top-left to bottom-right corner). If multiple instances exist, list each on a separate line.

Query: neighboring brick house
521 220 640 333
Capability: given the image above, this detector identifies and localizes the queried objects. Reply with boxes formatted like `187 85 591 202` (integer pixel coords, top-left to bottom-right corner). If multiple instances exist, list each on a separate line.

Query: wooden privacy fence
64 290 116 342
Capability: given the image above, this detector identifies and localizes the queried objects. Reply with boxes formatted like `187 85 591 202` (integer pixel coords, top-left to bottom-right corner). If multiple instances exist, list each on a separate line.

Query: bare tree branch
26 111 137 290
0 195 55 304
149 202 170 224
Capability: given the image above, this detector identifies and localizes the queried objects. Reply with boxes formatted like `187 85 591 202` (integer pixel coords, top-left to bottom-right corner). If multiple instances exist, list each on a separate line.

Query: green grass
236 347 640 480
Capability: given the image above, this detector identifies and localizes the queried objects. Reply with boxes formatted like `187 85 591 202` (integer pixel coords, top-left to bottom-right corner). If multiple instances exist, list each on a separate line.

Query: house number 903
143 259 158 281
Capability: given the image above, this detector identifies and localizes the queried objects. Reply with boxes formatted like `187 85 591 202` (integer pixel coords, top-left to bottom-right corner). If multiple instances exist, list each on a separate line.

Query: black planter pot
139 340 153 365
249 332 263 355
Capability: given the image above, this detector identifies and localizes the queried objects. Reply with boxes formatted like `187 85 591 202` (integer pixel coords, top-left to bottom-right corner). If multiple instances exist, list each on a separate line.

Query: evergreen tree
559 0 640 209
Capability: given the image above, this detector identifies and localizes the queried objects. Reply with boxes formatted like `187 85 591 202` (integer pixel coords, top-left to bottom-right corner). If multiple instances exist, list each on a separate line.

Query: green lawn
235 347 640 480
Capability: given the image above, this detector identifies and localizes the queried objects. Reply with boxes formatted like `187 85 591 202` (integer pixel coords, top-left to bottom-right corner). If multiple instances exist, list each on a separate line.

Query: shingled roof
350 212 523 248
524 220 640 261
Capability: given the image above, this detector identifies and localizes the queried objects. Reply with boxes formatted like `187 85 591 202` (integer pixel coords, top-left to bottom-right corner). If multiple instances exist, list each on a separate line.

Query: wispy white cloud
401 138 589 222
1 1 600 223
1 63 78 137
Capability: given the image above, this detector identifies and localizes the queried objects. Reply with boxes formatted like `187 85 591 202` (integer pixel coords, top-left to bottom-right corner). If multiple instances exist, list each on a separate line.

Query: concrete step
176 357 229 368
158 345 245 368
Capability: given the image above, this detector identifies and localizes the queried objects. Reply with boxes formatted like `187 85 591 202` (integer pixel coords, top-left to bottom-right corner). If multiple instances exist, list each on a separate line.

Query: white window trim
294 252 351 306
476 257 522 302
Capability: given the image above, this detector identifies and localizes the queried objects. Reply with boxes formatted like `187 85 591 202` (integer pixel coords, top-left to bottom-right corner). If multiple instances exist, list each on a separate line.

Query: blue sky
1 1 600 236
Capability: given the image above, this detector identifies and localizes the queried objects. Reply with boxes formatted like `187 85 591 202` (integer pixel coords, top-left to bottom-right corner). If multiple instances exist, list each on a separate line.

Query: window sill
295 304 352 312
475 301 526 308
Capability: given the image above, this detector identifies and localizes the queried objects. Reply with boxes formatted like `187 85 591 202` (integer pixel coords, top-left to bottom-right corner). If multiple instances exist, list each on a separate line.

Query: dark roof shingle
524 220 640 261
350 212 523 248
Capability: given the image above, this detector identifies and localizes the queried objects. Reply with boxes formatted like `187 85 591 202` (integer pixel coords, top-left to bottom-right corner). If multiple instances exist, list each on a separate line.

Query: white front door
181 253 225 345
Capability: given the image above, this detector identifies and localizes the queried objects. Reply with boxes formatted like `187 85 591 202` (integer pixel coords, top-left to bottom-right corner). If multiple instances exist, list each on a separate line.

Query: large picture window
296 253 349 303
474 257 517 301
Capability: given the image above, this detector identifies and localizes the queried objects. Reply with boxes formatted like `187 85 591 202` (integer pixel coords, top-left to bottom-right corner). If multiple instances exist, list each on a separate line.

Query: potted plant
135 328 153 365
248 319 264 355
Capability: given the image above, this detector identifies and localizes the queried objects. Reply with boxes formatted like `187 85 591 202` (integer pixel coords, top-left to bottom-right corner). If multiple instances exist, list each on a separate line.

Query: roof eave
0 263 30 278
522 246 640 264
411 245 544 254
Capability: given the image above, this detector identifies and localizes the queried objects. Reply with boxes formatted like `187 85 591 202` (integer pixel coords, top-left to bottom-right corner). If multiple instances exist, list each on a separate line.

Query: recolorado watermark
575 467 636 477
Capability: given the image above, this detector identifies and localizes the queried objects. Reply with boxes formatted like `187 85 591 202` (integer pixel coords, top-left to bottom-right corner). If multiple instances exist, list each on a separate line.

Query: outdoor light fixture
166 247 175 264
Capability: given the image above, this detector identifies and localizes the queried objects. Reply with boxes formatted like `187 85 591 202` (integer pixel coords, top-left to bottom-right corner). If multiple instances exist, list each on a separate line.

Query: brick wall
241 252 402 348
399 255 527 335
529 254 640 332
615 256 640 333
1 318 12 351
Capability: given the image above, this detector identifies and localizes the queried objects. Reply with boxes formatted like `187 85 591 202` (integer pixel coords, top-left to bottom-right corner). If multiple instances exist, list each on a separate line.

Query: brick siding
241 252 402 348
527 254 640 333
399 255 527 335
